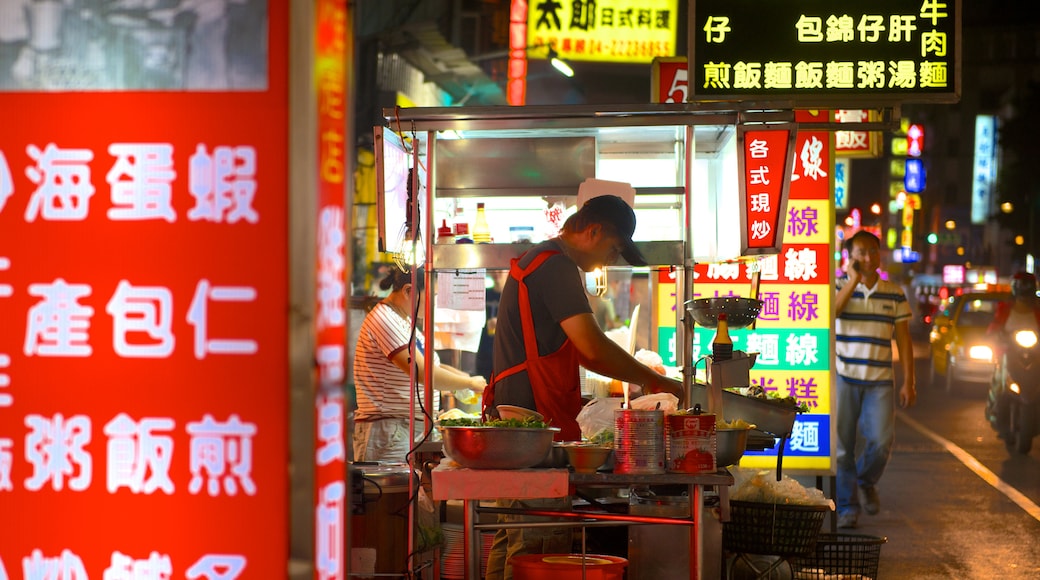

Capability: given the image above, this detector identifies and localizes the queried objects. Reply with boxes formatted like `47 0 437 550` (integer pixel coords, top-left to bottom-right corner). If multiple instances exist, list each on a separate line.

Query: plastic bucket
613 409 665 474
510 554 627 580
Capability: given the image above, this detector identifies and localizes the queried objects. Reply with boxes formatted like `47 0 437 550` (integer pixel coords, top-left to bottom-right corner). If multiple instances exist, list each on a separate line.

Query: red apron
482 250 582 441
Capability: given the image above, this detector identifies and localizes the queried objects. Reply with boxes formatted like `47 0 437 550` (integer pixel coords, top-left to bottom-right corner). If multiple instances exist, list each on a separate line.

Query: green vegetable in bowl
440 417 551 429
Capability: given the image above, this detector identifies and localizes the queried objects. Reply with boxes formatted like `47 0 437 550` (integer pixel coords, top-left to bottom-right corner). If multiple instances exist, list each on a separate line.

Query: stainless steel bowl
441 426 560 469
716 428 750 466
685 297 763 329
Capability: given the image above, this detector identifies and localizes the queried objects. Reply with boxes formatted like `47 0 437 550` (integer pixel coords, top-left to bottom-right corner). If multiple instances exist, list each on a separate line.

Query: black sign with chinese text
690 0 960 103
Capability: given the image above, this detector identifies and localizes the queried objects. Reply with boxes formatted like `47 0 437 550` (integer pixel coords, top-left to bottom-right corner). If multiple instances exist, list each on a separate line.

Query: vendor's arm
561 313 683 403
389 349 487 393
893 319 916 408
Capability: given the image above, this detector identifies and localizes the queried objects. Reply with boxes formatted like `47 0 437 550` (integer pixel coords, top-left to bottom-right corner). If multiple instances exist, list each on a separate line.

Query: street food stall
368 102 816 579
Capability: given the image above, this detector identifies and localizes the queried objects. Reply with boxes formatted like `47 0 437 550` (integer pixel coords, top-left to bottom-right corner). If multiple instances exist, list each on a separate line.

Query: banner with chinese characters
738 125 797 255
528 0 679 63
658 112 835 473
0 3 289 578
315 2 350 580
690 0 960 103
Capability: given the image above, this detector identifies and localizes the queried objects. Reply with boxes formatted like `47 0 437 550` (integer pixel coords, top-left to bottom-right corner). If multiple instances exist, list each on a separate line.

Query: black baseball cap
579 195 647 266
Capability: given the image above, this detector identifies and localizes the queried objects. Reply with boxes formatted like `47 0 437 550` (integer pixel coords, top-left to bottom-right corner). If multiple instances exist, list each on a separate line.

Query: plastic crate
793 533 887 579
723 500 830 557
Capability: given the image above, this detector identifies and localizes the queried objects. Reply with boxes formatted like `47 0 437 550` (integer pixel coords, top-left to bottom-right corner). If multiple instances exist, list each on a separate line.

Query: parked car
929 291 1011 393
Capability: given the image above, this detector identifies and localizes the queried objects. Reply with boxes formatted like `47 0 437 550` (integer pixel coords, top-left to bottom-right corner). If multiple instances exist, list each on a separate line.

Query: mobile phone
852 261 861 273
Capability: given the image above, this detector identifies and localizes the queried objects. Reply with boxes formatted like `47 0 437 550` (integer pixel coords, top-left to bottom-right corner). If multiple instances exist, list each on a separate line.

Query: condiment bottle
453 206 471 243
472 202 492 243
437 219 454 244
712 313 733 361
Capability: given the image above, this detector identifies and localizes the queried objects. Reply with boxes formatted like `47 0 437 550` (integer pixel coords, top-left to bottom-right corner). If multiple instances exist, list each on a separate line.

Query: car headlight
967 345 994 361
1014 330 1038 348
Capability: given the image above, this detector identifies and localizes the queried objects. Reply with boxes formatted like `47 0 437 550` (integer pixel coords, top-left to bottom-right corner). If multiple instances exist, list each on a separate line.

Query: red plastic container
510 554 628 580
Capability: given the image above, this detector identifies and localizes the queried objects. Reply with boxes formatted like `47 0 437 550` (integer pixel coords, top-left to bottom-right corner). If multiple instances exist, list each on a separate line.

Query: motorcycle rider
985 271 1040 441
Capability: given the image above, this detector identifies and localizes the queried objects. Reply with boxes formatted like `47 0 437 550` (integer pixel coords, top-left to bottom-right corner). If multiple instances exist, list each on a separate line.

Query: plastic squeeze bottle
712 313 733 361
472 202 492 243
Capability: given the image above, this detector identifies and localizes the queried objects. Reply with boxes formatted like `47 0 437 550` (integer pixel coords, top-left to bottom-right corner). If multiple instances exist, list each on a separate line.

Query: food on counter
718 418 756 430
587 428 615 447
725 385 810 413
439 416 551 429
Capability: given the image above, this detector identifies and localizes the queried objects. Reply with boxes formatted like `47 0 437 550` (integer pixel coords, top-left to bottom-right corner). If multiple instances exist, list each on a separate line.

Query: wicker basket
723 500 830 557
793 533 887 579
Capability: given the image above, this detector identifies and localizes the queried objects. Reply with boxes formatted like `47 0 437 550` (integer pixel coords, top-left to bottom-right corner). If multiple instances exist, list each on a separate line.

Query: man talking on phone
833 230 915 529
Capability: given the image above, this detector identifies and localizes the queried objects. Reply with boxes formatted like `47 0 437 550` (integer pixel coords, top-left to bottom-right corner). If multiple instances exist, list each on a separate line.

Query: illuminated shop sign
657 113 835 473
0 4 289 577
529 0 679 63
738 125 797 256
971 115 997 225
690 0 960 103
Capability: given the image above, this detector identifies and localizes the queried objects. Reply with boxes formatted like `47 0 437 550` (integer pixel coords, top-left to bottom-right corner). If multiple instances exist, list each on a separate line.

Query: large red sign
0 4 289 578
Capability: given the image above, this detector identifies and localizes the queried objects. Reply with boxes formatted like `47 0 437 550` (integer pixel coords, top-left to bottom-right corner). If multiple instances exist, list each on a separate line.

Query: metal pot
441 426 560 469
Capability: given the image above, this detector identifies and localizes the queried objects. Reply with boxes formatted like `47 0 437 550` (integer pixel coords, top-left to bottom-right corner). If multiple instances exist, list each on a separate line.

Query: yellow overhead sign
528 0 679 63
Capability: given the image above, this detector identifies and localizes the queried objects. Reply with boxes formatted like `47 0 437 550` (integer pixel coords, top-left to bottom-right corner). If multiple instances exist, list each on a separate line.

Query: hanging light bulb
585 268 607 297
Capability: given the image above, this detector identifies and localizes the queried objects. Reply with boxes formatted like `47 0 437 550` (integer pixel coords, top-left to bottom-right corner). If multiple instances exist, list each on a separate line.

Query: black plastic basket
793 533 887 579
723 500 830 557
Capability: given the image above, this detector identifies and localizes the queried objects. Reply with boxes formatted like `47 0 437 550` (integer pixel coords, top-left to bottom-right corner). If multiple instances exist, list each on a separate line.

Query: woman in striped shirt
353 266 486 462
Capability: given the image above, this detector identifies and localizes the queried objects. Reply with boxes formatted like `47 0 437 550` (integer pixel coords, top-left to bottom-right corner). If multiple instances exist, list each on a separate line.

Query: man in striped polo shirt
834 230 916 529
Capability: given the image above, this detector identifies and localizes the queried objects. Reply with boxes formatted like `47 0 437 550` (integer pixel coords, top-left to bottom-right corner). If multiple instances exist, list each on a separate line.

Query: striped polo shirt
835 276 911 386
353 303 439 421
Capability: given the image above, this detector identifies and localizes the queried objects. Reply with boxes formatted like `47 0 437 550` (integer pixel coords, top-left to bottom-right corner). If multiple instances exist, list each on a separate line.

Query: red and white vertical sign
314 1 350 579
650 57 689 104
0 3 289 578
738 125 797 255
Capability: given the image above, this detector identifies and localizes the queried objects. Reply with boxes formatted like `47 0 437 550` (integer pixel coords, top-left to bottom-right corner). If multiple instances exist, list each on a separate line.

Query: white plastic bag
576 397 623 441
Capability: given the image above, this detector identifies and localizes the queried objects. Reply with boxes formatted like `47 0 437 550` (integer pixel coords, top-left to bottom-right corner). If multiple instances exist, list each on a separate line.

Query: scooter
986 329 1039 454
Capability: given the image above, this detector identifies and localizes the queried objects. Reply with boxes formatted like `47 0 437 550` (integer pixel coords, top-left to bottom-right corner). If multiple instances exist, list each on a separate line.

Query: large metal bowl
441 426 560 469
685 297 763 329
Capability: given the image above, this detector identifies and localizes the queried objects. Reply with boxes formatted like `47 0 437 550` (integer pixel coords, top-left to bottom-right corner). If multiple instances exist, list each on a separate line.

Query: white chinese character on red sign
105 551 172 580
749 193 771 213
783 247 820 281
317 393 345 466
0 150 13 213
24 279 94 357
104 413 176 495
316 482 345 580
24 413 92 492
749 166 770 185
187 414 257 497
317 206 346 330
798 136 828 181
107 143 177 222
316 344 344 388
0 438 12 491
23 549 88 579
25 143 95 222
188 145 258 224
186 554 246 580
106 280 175 358
750 219 772 240
747 138 769 159
187 279 258 359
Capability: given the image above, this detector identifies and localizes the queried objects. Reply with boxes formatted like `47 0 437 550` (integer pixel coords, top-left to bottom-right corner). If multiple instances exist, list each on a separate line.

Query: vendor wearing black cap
483 194 684 580
481 194 684 440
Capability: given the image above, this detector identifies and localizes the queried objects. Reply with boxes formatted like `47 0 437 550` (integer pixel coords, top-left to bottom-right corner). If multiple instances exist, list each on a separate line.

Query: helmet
1011 271 1037 298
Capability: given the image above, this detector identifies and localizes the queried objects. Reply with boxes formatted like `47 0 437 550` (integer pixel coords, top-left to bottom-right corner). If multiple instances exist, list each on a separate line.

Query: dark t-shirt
491 240 592 410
